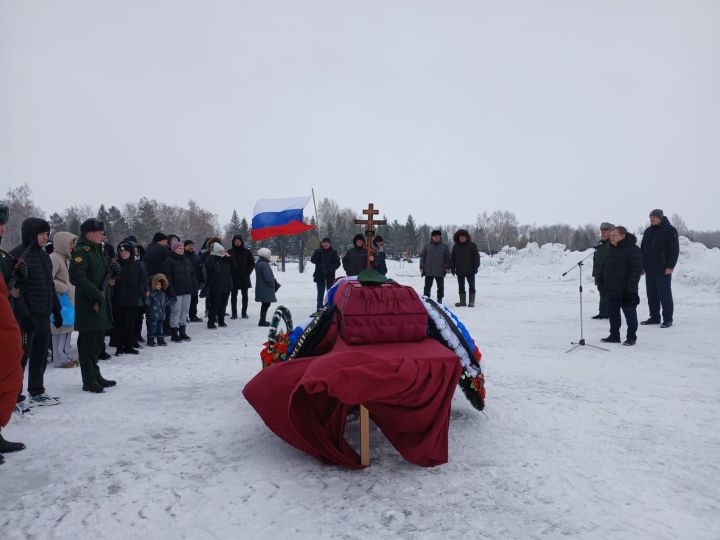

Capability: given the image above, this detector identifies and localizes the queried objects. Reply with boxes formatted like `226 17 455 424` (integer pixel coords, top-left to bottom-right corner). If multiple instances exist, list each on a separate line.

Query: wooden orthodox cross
353 203 387 466
354 203 387 269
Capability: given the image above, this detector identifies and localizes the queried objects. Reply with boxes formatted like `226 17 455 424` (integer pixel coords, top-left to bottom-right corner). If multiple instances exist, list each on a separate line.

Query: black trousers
456 274 476 294
259 302 271 322
20 313 51 397
423 276 445 300
134 305 146 341
113 305 138 350
595 280 609 318
646 273 674 323
77 330 105 385
315 277 333 310
208 292 230 325
231 287 249 316
189 290 199 319
608 296 638 341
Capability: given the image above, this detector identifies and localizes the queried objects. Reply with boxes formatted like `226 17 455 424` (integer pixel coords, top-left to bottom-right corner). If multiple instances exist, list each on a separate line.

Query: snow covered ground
2 239 719 540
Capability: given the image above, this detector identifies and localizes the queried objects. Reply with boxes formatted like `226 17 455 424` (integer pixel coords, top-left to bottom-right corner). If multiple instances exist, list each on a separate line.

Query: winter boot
170 328 182 343
124 346 139 355
0 433 26 453
179 325 191 341
157 336 168 346
82 381 105 393
455 292 467 307
115 348 124 356
600 335 621 343
241 311 249 319
96 375 117 388
259 304 270 326
437 295 443 305
207 321 218 330
468 292 476 308
147 336 157 347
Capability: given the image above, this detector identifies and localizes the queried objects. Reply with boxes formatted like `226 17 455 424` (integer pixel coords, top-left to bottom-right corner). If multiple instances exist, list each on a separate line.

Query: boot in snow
170 328 182 343
96 375 117 387
0 433 26 453
157 336 168 346
147 336 157 347
455 292 467 307
179 325 192 341
468 292 476 307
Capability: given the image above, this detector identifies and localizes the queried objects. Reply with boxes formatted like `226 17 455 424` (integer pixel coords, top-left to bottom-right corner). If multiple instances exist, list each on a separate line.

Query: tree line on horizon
2 184 718 261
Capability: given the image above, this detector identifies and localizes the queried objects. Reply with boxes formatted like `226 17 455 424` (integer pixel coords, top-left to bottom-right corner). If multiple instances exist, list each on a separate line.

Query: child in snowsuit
146 274 169 347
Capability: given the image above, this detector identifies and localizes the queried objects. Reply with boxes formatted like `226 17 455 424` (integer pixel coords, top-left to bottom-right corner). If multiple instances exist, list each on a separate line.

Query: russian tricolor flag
251 196 315 241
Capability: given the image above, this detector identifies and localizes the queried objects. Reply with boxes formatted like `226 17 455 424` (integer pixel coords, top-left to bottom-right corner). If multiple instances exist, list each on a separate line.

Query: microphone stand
562 251 609 353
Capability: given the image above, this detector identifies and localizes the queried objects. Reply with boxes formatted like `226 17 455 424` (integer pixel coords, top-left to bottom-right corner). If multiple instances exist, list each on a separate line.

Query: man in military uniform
69 219 120 393
591 222 614 320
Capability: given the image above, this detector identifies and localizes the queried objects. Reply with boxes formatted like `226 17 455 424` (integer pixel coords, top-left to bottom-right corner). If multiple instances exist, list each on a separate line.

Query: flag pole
311 188 322 239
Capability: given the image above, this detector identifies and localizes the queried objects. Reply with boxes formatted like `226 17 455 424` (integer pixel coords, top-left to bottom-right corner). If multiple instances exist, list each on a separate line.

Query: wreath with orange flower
260 306 294 369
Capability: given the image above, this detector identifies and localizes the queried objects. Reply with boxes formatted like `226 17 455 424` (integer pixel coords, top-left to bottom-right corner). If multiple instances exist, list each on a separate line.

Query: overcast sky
1 0 718 231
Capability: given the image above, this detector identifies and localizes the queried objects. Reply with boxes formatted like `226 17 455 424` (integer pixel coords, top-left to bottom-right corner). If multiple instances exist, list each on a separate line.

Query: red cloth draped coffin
243 281 462 468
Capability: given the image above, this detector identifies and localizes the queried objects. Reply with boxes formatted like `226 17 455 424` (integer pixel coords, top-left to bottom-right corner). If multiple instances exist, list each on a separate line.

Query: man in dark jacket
69 218 118 393
228 235 256 319
184 240 203 322
420 230 450 304
598 227 643 346
144 232 171 277
342 234 369 277
450 229 480 307
640 209 679 328
10 218 62 406
591 222 614 319
311 237 341 310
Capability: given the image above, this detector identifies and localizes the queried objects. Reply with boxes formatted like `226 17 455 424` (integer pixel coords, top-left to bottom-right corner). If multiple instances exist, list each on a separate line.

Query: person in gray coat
254 247 277 327
420 230 450 304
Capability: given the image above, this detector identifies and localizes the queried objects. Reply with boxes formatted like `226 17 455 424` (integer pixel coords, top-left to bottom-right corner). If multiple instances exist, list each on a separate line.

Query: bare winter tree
670 214 689 236
0 184 44 248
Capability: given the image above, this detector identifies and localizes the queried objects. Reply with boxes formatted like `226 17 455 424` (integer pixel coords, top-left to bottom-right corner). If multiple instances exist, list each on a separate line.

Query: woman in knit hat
255 247 278 327
162 239 197 341
204 242 235 329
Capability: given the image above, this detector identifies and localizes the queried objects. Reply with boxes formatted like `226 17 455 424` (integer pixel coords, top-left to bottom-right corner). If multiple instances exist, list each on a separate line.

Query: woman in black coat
162 240 198 341
112 242 145 355
228 235 255 319
205 242 235 329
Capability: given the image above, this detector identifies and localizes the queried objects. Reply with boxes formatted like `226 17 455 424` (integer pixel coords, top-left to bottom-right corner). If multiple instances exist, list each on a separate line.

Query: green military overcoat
68 236 113 332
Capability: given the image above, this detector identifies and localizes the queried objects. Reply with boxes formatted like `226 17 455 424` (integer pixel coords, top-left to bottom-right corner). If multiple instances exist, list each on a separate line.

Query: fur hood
151 273 169 290
453 229 472 244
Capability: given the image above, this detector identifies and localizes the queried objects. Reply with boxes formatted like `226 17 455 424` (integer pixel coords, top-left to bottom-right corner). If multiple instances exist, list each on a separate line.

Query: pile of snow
672 237 720 293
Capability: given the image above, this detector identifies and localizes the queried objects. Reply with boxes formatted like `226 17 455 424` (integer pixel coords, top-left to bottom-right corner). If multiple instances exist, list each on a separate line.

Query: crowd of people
0 205 680 465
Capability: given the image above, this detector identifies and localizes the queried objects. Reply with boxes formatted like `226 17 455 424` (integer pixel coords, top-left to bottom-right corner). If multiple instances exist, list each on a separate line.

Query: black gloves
110 261 121 276
622 292 640 307
53 311 63 329
15 259 29 281
21 317 36 333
